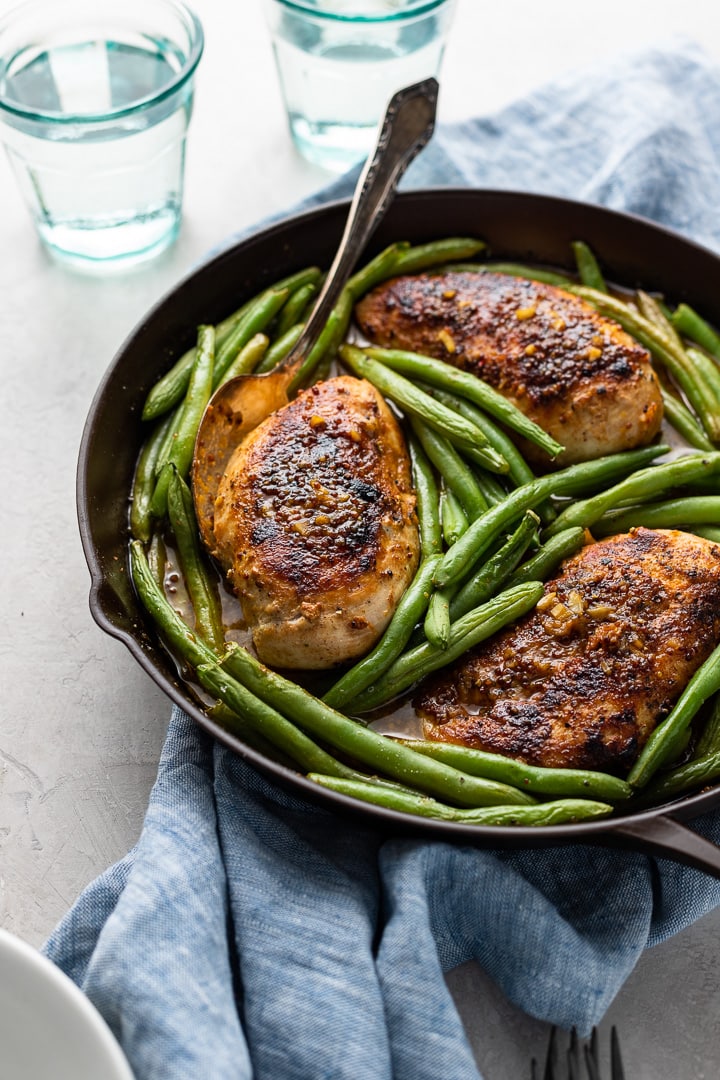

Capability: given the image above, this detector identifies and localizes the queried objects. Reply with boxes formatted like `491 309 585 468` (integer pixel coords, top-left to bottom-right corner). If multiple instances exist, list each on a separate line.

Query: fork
530 1026 626 1080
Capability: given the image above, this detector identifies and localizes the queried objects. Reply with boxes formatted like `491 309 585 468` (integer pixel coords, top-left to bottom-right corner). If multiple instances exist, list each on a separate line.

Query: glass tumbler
0 0 203 267
264 0 456 172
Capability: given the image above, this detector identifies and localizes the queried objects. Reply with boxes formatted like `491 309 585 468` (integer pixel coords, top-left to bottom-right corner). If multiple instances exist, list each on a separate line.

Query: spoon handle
283 76 439 372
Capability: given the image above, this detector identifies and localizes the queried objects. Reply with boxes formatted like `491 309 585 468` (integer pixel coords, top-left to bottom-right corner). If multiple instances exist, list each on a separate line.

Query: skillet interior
77 188 720 866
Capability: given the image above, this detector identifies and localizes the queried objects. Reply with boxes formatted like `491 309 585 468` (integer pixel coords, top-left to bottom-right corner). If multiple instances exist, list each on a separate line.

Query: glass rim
269 0 451 24
0 0 204 125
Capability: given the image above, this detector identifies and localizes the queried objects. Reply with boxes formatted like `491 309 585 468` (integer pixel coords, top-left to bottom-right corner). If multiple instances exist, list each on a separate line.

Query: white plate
0 928 135 1080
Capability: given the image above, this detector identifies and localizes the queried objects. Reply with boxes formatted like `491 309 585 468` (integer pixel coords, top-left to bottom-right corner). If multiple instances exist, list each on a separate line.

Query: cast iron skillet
78 188 720 877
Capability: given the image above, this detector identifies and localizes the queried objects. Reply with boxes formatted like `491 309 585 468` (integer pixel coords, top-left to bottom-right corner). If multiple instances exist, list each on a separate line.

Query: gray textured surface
2 0 720 1075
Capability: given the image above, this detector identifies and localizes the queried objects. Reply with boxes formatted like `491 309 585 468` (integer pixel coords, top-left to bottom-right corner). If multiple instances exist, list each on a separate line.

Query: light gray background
1 1 720 1076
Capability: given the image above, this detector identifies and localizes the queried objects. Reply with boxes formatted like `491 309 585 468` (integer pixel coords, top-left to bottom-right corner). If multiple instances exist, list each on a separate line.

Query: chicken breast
416 529 720 774
355 271 663 468
213 376 419 669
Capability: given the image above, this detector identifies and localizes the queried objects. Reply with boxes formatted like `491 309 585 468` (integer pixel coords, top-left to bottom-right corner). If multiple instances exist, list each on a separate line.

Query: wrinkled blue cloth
46 43 720 1080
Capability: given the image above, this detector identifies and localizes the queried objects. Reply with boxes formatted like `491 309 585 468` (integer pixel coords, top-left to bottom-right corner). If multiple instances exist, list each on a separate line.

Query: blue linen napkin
46 42 720 1080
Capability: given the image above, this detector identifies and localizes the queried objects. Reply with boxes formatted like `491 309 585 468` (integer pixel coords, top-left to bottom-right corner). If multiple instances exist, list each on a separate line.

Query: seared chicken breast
355 271 663 467
213 376 419 669
416 529 720 773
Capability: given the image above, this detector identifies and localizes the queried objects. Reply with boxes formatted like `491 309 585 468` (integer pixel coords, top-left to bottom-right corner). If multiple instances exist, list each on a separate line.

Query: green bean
322 556 441 710
151 402 182 479
346 238 487 304
236 267 323 315
213 288 289 388
479 262 574 286
570 285 720 441
275 282 318 338
441 487 468 546
643 291 720 434
289 240 480 391
307 774 612 825
149 462 174 520
290 288 354 392
217 271 320 332
220 642 537 807
408 434 442 558
453 442 508 475
363 346 564 461
131 539 217 669
641 749 720 802
450 511 539 620
197 663 360 780
687 346 720 423
507 527 587 587
167 469 225 653
628 641 720 787
431 387 537 490
637 290 684 350
661 388 714 452
398 740 632 801
220 332 269 383
345 242 409 299
424 587 451 649
444 395 555 523
571 241 607 292
675 357 720 441
146 532 166 589
141 308 246 422
308 352 335 386
472 471 510 507
427 262 483 275
130 411 175 541
593 496 720 536
435 445 668 587
692 525 720 543
135 534 340 775
545 452 720 538
678 472 720 495
130 540 360 778
208 701 300 771
432 389 557 522
149 324 215 517
255 323 304 373
351 581 544 712
671 302 720 360
340 345 508 473
410 416 488 519
141 267 322 420
696 695 720 758
381 238 487 283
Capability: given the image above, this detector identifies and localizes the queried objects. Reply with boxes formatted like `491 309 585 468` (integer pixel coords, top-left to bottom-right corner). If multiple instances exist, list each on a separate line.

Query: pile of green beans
127 234 720 828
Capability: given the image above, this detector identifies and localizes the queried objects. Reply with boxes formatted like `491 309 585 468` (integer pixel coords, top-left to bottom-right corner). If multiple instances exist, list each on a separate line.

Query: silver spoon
192 76 438 550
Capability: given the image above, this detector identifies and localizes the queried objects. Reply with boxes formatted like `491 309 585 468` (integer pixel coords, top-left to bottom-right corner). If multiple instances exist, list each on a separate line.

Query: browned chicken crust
213 376 419 669
355 271 663 467
416 529 720 773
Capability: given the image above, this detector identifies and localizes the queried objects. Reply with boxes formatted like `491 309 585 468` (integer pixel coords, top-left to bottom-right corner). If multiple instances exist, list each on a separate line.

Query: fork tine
584 1046 601 1080
532 1024 625 1080
610 1027 626 1080
566 1027 581 1080
543 1026 559 1080
588 1028 599 1068
584 1029 601 1080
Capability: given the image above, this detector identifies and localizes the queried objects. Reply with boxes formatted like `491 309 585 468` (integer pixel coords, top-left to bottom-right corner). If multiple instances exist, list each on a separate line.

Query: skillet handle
609 814 720 879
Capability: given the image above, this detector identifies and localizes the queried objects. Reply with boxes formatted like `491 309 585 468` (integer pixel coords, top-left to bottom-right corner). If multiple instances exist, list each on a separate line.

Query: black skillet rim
77 186 720 850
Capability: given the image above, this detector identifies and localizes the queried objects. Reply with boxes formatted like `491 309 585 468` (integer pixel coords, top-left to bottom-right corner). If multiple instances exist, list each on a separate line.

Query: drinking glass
0 0 203 267
264 0 456 172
